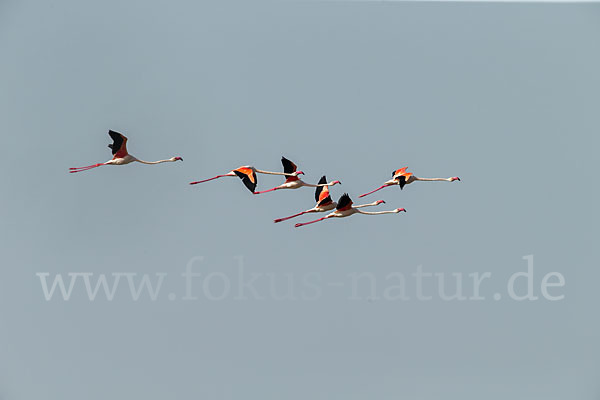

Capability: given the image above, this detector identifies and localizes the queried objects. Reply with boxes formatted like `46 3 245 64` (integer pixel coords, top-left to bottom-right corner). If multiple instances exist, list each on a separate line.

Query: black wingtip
398 175 407 190
336 193 352 210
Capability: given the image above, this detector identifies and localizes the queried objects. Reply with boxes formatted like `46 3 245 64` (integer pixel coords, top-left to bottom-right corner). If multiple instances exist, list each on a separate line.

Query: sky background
0 1 598 399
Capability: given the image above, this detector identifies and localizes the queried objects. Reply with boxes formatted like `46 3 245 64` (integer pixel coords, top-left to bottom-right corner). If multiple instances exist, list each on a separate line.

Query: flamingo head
172 157 183 162
376 200 386 205
450 176 460 181
396 208 407 213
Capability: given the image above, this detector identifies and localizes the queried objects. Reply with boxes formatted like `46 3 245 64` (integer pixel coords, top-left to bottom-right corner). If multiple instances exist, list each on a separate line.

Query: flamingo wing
317 193 333 207
314 176 327 202
392 167 411 189
233 167 258 193
392 167 407 179
282 156 300 182
395 175 408 190
315 176 333 207
281 157 297 175
336 193 353 211
108 130 128 158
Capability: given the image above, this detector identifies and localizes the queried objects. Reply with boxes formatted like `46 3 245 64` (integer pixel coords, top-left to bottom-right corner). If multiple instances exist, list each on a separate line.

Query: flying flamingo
294 193 405 228
70 130 183 173
189 163 300 193
359 167 460 197
254 157 341 195
274 175 383 223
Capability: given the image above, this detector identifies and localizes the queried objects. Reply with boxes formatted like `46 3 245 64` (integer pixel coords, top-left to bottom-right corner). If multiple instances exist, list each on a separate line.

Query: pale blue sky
0 1 598 399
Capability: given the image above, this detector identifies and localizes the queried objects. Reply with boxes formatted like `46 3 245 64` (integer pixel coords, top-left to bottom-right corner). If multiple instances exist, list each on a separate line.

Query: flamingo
359 167 460 197
254 157 341 195
189 164 300 194
70 130 182 173
274 175 383 223
294 193 405 228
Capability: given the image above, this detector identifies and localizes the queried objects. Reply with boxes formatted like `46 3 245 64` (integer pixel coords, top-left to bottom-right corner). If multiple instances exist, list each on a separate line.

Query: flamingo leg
294 216 329 228
254 187 279 195
358 185 388 198
69 163 106 173
189 174 231 185
274 210 309 223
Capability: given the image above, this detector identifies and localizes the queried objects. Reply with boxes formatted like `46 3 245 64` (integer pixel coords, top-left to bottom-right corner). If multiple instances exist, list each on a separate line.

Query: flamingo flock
71 130 461 228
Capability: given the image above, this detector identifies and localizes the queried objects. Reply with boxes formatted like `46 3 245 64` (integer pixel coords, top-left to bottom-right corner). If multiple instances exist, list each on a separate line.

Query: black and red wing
281 157 297 175
336 193 353 211
314 176 327 203
317 177 334 207
233 168 258 193
108 130 128 158
392 167 407 179
317 194 333 207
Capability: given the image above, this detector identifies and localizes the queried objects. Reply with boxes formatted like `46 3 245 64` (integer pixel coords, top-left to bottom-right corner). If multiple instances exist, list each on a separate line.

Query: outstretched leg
189 174 233 185
358 185 389 198
254 187 280 195
294 216 330 228
69 163 106 173
274 210 312 223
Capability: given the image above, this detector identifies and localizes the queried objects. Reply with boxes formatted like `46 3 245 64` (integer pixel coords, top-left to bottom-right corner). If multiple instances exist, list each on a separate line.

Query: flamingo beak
334 180 341 185
175 157 183 161
379 200 386 204
453 177 460 181
399 208 406 212
297 171 305 175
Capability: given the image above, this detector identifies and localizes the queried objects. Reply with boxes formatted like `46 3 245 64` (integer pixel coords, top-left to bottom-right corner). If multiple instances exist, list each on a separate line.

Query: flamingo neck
414 177 451 182
356 209 398 215
354 201 383 209
135 158 175 165
255 169 296 177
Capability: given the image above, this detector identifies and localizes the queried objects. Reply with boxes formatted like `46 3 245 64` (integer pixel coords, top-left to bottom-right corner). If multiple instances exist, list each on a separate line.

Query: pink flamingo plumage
294 193 405 228
254 157 341 195
70 130 182 173
274 176 383 223
359 167 460 198
189 163 300 194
